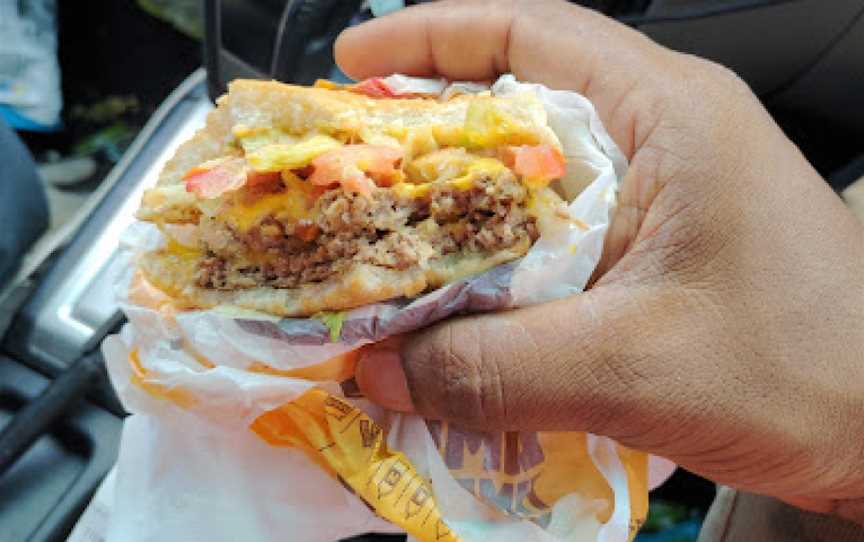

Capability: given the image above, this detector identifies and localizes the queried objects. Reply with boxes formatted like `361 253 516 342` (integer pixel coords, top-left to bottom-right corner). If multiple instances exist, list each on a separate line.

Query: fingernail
357 348 415 412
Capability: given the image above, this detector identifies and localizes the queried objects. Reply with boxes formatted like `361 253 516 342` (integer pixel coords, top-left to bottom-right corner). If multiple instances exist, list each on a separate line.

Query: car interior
1 1 862 540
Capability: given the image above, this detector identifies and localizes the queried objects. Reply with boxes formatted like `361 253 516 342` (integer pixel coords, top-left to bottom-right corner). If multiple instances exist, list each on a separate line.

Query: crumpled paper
99 74 675 542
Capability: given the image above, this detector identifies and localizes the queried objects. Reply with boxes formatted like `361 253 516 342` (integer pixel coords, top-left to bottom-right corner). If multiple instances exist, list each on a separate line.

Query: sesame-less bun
135 78 568 317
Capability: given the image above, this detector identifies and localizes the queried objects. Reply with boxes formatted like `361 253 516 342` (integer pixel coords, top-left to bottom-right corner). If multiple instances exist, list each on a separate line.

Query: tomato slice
308 145 403 197
184 157 248 199
246 170 282 187
505 144 566 187
340 170 378 197
350 77 400 98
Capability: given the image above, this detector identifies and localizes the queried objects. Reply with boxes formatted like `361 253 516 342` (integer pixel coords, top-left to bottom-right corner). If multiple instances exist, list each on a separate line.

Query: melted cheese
451 158 507 189
395 155 508 198
391 182 431 199
222 172 317 232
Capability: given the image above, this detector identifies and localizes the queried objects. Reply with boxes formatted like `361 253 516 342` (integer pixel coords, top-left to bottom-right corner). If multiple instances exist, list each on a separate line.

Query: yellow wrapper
114 332 648 541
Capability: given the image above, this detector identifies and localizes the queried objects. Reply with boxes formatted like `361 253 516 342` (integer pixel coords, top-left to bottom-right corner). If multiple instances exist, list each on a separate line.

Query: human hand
336 0 864 524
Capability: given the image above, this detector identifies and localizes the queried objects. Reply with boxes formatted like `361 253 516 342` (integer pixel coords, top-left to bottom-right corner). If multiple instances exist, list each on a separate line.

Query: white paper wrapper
96 74 675 542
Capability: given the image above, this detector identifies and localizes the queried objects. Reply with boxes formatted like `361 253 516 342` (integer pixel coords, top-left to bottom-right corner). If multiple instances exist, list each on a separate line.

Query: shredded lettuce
314 311 347 342
246 135 341 172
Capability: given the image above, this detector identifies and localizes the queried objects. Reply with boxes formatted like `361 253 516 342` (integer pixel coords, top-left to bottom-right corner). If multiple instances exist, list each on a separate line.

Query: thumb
356 284 702 437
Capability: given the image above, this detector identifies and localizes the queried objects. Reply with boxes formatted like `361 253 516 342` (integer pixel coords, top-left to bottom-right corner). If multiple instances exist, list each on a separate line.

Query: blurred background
10 0 864 234
8 0 201 233
1 1 862 541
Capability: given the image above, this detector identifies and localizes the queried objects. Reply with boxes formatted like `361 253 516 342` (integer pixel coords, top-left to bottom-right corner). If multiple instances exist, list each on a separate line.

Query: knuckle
666 53 754 115
707 61 749 93
684 55 756 107
679 54 741 85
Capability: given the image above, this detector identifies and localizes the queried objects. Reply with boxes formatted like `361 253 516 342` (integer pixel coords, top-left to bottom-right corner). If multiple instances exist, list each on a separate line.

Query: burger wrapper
100 74 676 542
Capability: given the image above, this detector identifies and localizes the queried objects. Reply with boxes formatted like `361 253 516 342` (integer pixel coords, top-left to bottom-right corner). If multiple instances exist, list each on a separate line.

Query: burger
136 78 568 317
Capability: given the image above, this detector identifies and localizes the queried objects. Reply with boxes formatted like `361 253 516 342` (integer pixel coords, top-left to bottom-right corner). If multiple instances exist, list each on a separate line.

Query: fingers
335 0 677 158
336 0 515 82
356 283 706 440
355 337 413 412
336 0 647 89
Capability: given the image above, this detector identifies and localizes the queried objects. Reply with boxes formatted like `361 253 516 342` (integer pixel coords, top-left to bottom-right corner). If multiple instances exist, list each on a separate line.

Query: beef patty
196 170 538 290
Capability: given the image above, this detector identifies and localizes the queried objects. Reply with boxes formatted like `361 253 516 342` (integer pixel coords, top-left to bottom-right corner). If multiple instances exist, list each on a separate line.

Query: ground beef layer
196 171 538 290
